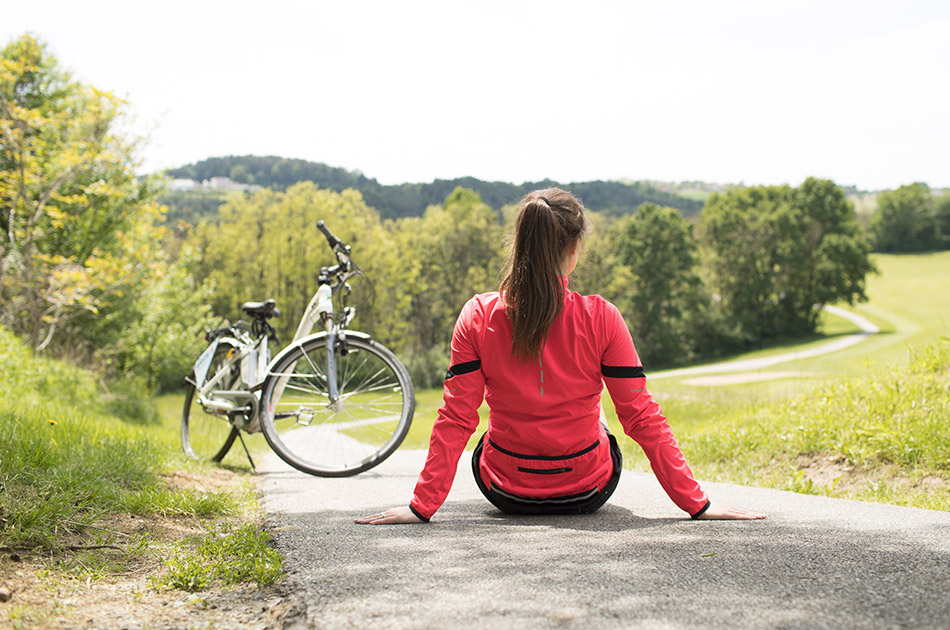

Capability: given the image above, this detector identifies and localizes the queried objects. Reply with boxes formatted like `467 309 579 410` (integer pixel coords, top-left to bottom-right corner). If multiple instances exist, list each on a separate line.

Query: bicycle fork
268 327 345 420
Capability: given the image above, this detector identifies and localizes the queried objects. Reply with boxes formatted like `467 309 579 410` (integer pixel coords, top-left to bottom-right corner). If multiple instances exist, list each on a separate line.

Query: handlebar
316 220 343 249
316 221 353 278
315 220 374 312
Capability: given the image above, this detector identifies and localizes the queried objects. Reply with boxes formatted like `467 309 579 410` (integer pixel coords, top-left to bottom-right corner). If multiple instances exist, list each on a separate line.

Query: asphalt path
259 450 950 630
258 307 950 629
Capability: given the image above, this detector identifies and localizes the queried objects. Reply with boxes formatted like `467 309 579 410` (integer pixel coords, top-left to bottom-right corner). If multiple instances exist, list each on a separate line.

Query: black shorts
471 431 623 515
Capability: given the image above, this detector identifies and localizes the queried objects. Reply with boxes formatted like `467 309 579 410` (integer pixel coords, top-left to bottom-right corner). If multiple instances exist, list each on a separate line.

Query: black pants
471 431 623 515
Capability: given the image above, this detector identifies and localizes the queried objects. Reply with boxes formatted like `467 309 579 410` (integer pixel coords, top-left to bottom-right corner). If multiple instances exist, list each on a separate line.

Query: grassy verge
638 340 950 511
0 327 282 628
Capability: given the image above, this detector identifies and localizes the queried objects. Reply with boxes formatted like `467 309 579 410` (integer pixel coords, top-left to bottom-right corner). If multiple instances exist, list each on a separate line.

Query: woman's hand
695 502 766 520
354 506 424 525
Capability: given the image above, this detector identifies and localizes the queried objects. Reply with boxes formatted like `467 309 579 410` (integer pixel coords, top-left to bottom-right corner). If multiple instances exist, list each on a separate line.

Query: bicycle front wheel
259 335 414 477
182 342 240 462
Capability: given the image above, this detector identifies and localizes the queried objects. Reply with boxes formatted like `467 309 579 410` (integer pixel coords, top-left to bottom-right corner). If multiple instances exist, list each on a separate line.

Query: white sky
3 0 949 190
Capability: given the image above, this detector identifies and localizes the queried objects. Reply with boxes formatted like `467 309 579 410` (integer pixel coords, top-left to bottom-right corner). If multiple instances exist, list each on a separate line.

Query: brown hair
500 188 590 361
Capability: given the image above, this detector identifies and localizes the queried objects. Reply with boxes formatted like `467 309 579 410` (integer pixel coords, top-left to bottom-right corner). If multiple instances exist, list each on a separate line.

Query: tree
870 183 940 252
186 182 404 348
699 178 874 341
98 248 215 392
407 188 505 353
935 193 950 249
613 203 705 365
0 34 163 351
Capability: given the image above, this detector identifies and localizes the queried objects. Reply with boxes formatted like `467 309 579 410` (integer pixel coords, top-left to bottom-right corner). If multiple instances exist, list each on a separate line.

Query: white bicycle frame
192 280 354 431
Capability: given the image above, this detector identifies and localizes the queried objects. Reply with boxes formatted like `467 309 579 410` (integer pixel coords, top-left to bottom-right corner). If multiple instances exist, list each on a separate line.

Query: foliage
95 248 216 392
163 154 703 221
936 193 950 249
185 182 409 349
184 184 506 365
612 203 707 365
699 178 874 341
404 187 505 353
870 183 944 252
0 34 165 352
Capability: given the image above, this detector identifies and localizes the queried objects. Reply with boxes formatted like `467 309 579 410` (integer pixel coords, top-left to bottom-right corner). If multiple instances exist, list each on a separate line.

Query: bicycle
181 221 415 477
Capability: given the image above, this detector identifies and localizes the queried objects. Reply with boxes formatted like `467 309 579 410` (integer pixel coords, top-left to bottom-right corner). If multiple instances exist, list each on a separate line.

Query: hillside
161 155 705 223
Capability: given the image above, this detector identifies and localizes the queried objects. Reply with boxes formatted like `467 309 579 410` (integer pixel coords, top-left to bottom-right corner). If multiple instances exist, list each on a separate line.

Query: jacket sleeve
600 303 709 516
409 299 485 521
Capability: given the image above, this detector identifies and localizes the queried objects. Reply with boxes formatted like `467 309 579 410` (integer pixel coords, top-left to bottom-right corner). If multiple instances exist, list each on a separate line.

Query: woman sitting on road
357 188 764 524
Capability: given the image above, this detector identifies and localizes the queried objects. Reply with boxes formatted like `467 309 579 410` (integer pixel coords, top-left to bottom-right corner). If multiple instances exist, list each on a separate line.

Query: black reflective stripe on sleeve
601 365 646 378
408 504 430 523
690 500 711 519
445 359 481 380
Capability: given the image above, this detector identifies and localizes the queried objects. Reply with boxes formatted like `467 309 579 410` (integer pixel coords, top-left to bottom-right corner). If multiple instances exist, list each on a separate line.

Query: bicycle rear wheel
259 335 414 477
182 342 240 462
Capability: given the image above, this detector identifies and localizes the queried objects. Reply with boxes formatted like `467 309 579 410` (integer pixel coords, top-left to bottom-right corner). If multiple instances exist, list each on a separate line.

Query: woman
357 188 764 524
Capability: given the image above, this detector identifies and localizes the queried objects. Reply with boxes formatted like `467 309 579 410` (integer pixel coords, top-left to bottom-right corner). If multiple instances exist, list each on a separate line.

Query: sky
3 0 949 191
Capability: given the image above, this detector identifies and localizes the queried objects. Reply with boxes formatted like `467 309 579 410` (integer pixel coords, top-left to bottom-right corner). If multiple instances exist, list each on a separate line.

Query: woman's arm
356 298 486 525
601 303 764 519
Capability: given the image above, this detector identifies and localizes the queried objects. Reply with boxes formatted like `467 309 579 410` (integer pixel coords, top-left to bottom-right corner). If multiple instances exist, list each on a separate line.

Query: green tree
613 203 705 365
935 192 950 249
871 183 940 252
0 34 162 351
98 248 215 392
186 182 404 348
407 188 505 355
700 178 874 341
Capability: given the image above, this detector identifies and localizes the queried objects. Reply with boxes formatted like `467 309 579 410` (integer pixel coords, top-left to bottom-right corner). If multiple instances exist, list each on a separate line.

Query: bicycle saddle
241 299 280 318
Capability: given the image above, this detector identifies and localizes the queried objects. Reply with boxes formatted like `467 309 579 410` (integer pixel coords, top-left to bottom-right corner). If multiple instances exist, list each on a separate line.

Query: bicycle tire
181 342 240 462
258 335 414 477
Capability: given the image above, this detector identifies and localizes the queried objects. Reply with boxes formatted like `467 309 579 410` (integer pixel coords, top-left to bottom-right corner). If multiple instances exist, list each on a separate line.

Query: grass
647 340 950 510
0 327 280 597
151 521 283 592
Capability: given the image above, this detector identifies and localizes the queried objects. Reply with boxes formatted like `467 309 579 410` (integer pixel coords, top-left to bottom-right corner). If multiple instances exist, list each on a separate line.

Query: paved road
259 450 950 630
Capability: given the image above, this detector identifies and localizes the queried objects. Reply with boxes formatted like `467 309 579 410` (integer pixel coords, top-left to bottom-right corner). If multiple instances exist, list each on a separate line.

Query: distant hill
162 155 705 223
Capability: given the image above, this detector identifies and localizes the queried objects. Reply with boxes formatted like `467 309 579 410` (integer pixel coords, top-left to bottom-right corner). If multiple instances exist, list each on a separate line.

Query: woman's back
463 287 620 457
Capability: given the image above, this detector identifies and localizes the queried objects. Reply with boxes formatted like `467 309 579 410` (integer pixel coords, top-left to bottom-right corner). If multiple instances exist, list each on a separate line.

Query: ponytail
500 188 589 361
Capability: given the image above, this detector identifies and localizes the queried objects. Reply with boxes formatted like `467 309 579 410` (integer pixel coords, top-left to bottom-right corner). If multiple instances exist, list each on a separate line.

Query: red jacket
409 282 708 520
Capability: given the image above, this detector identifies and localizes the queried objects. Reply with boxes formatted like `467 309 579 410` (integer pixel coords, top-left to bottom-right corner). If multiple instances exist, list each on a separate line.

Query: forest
3 34 950 396
163 155 705 222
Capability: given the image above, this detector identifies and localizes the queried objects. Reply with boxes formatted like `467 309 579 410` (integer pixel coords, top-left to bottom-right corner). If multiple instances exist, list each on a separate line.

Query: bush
404 344 450 390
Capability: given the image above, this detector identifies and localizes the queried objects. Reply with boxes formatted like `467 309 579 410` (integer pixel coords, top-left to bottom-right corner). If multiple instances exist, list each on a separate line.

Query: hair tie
538 196 552 206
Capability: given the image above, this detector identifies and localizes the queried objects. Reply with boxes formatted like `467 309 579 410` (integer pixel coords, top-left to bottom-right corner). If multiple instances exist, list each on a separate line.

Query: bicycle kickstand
236 432 256 472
